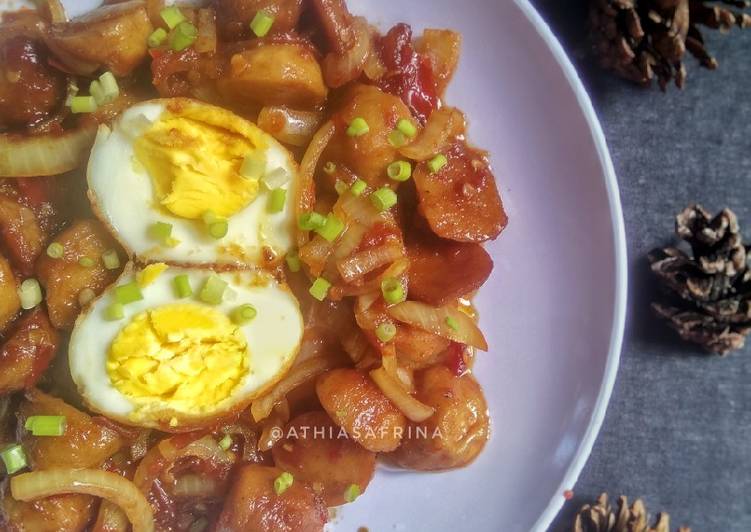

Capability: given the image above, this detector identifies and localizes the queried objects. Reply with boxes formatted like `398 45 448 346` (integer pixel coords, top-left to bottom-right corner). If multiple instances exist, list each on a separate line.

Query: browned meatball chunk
36 220 123 329
0 309 59 395
272 411 376 506
0 36 65 129
323 84 412 187
389 366 489 470
215 464 327 532
316 368 406 453
215 0 303 41
0 253 20 333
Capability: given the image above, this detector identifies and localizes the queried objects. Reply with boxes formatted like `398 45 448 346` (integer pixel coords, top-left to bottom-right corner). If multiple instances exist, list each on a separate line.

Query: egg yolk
134 105 267 220
106 304 249 413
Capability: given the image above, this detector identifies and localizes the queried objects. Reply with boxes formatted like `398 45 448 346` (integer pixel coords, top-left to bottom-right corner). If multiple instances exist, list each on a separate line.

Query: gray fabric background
527 2 751 531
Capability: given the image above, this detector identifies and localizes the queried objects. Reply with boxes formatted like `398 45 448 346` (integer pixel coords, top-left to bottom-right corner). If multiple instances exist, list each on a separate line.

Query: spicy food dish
0 0 508 530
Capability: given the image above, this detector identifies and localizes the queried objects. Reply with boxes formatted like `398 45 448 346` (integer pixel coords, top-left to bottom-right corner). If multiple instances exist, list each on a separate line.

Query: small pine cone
649 205 751 355
589 0 750 89
573 493 691 532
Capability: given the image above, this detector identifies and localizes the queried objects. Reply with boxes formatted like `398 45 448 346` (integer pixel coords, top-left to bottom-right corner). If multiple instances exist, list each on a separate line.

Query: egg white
68 263 304 430
87 99 300 267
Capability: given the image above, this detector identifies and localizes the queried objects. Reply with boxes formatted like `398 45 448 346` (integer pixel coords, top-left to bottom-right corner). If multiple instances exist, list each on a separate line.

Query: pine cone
649 205 751 355
589 0 751 89
573 493 691 532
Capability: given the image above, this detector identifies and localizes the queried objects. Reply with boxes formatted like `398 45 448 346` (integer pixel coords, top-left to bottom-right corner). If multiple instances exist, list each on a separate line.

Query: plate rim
512 2 629 531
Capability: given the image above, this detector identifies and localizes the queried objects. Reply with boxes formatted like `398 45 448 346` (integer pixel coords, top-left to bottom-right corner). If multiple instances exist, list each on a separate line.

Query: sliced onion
370 367 435 422
251 356 338 422
300 234 333 277
341 326 375 363
92 500 129 532
337 241 404 283
322 17 371 88
387 301 488 350
195 8 217 54
297 121 336 248
11 469 155 532
331 222 366 262
172 474 220 498
0 125 97 177
399 107 466 162
381 350 398 377
258 107 323 148
337 192 385 229
33 0 67 23
334 257 409 298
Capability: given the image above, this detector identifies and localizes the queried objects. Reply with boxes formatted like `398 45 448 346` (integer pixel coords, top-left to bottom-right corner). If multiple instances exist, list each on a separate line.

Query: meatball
0 253 20 333
215 0 303 41
214 464 327 532
217 43 328 111
0 309 59 395
0 36 65 129
316 368 406 453
272 411 376 506
388 366 489 470
323 84 412 187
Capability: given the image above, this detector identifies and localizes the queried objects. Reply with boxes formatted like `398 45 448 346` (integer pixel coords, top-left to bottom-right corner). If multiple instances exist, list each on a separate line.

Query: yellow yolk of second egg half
133 103 267 220
106 303 249 412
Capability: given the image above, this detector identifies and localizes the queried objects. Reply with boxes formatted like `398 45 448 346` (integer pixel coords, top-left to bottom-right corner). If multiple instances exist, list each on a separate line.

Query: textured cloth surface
528 2 751 531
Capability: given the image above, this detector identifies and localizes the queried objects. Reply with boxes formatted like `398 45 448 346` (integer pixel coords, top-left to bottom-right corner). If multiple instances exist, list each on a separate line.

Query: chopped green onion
173 274 193 298
99 72 120 103
164 237 180 248
46 242 64 259
202 210 219 225
115 282 143 305
274 472 294 495
102 249 121 270
78 257 95 268
298 212 327 231
388 129 408 148
148 221 173 243
18 279 42 310
286 252 301 273
171 21 198 52
381 277 405 305
315 213 344 243
241 151 267 180
218 434 233 451
262 167 289 189
78 288 96 306
334 180 349 195
1 444 27 475
105 302 125 321
396 118 417 138
445 316 460 332
323 161 337 175
309 277 331 302
25 415 66 437
148 27 168 47
160 5 186 29
428 154 448 173
370 187 397 212
375 321 397 343
89 80 105 106
344 483 361 503
268 188 287 214
387 160 412 182
70 96 97 114
350 179 367 197
250 10 275 38
231 304 257 325
346 117 370 137
64 81 79 107
209 220 229 240
200 275 228 305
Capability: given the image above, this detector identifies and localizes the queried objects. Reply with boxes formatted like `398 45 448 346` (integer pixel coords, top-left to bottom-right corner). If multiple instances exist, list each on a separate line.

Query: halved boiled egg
69 263 303 431
87 98 299 267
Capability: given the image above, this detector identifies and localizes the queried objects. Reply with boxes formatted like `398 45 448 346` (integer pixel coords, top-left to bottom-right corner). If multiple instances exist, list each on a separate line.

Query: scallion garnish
200 274 228 305
428 154 448 173
309 277 331 302
268 188 287 214
387 160 412 182
344 483 361 503
105 302 125 321
445 316 460 332
114 282 143 305
70 96 97 114
173 274 193 298
350 179 367 197
250 10 275 38
18 279 42 310
346 117 369 137
274 472 294 495
315 213 344 243
24 415 66 437
381 277 405 305
231 304 257 325
102 249 121 270
148 27 168 47
396 119 417 138
241 151 267 180
46 242 64 259
218 434 233 451
286 252 301 273
171 21 198 52
78 257 95 268
375 321 397 343
298 212 327 231
0 444 27 475
370 187 398 212
160 6 186 29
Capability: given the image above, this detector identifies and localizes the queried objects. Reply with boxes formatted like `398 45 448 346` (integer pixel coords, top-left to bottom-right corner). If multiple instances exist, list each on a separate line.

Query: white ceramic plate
3 1 627 530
